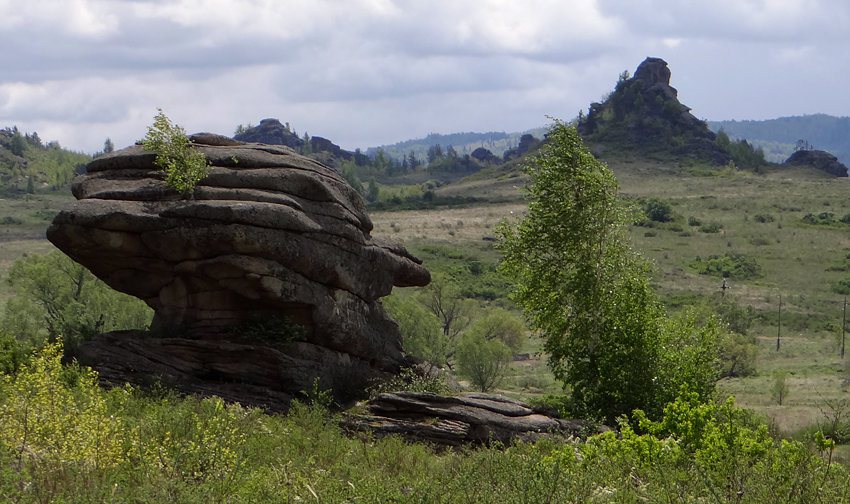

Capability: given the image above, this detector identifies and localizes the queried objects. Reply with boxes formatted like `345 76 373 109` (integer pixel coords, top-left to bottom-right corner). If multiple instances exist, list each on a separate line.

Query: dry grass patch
370 203 526 242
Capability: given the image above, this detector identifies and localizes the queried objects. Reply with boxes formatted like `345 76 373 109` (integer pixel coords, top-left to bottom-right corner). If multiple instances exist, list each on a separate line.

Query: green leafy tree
465 307 526 352
9 130 27 156
643 197 674 223
302 132 312 154
498 120 716 421
384 296 449 368
1 251 153 352
455 331 512 392
420 277 472 341
140 109 209 196
772 371 790 406
103 137 114 154
366 179 380 203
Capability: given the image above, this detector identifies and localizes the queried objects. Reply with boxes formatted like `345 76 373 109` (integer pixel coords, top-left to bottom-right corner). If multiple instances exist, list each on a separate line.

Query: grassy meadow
1 162 848 436
6 160 850 500
372 158 850 442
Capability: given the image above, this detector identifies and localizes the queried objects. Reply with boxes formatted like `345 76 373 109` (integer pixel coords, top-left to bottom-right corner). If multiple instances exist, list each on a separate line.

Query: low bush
691 253 762 280
802 211 837 226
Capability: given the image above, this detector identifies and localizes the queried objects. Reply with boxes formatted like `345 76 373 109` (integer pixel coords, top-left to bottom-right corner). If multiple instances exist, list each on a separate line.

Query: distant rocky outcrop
502 134 539 162
470 147 499 164
233 118 304 148
234 119 367 166
341 392 603 446
46 134 430 410
578 57 732 164
784 149 848 177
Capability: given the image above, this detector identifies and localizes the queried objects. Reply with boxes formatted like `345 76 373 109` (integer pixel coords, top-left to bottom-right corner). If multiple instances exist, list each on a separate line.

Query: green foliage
0 342 129 470
384 295 449 367
455 330 512 392
698 221 723 233
419 277 473 340
366 178 380 202
719 331 758 378
140 109 210 196
368 366 453 397
718 135 767 171
715 297 757 336
1 343 849 502
802 211 838 226
464 307 526 352
1 251 153 352
538 392 849 502
0 128 90 192
833 277 850 295
642 196 675 222
772 371 790 406
497 121 717 421
654 309 722 406
690 252 762 279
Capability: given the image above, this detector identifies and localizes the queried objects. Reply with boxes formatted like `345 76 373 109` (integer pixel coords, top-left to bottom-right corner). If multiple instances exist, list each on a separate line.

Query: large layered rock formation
47 133 430 410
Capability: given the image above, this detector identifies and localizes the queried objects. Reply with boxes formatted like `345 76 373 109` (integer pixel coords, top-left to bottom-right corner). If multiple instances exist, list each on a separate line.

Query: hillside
0 127 91 193
366 128 547 162
709 114 850 165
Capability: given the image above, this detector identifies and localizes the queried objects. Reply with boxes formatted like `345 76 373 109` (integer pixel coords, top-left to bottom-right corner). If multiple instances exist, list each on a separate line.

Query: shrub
753 213 775 223
141 109 210 196
832 277 850 295
0 342 129 470
643 197 675 223
699 222 722 233
690 253 762 280
802 212 837 226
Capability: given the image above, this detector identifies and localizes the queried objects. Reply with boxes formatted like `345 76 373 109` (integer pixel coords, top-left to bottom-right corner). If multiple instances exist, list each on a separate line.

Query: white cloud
0 0 849 152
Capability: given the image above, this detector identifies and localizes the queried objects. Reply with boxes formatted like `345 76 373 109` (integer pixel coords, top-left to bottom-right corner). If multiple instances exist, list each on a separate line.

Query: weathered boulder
341 392 603 446
785 149 848 177
46 134 430 410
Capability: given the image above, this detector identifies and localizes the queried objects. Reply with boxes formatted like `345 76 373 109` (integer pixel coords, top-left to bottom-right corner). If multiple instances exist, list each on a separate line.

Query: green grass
6 161 850 499
369 159 850 437
4 345 850 502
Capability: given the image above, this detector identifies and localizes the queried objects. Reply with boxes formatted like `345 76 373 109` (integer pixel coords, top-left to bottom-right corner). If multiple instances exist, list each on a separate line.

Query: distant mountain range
708 114 850 166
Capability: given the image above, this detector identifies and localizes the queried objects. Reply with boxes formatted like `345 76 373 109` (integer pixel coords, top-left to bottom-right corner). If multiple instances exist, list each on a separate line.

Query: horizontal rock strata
341 391 601 446
47 134 430 408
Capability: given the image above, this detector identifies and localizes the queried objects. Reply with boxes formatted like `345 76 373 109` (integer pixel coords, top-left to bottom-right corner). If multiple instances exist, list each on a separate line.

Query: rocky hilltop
578 57 731 164
784 149 848 177
46 133 430 410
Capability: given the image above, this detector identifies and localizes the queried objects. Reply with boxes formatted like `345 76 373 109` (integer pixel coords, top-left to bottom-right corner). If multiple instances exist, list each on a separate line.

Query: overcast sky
1 0 848 154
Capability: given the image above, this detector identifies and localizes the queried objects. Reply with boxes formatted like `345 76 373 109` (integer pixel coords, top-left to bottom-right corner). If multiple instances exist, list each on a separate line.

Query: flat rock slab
340 391 602 446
